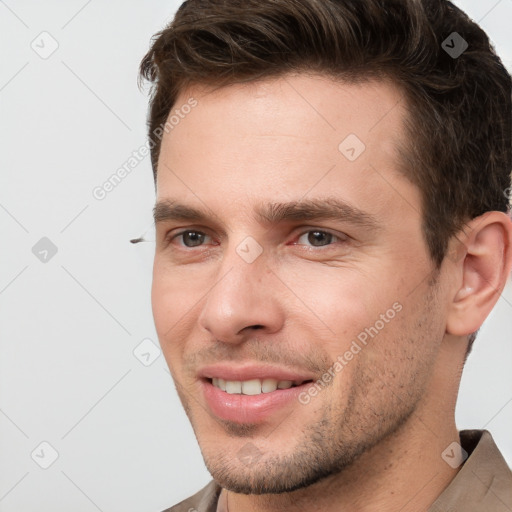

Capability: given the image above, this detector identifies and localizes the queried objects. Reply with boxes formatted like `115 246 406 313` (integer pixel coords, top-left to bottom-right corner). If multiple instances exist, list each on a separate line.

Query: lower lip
201 379 312 423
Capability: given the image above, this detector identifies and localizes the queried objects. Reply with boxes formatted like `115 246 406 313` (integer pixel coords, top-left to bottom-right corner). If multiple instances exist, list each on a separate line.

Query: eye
295 229 344 247
171 230 212 248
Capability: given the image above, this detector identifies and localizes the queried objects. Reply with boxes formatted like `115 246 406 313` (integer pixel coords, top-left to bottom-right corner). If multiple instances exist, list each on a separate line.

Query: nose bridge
198 239 282 341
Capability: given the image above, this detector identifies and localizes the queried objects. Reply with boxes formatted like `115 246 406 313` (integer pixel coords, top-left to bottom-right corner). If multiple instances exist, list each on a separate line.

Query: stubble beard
198 371 420 495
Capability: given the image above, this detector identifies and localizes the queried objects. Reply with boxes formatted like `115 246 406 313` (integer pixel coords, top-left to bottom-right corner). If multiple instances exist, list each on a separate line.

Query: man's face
152 74 449 493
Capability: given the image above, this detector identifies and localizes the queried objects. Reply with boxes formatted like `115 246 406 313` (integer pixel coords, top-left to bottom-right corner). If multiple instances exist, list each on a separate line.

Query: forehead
155 74 415 225
169 73 407 143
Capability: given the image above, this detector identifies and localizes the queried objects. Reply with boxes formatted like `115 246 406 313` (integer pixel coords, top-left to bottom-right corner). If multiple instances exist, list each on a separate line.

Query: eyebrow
153 198 380 231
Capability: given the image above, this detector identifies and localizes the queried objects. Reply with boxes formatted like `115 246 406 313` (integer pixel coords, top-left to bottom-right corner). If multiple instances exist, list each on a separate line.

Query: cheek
151 266 171 336
280 264 398 349
355 293 440 398
152 257 201 323
151 261 200 360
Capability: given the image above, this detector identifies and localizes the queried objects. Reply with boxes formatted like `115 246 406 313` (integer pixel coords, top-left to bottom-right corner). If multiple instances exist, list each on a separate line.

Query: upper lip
198 363 316 382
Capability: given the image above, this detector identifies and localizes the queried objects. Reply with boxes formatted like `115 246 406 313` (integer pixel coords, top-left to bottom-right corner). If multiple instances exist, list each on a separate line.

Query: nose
197 251 284 344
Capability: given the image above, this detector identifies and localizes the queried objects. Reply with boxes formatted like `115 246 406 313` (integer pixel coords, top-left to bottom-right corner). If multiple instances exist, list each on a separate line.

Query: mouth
208 377 312 395
198 365 317 423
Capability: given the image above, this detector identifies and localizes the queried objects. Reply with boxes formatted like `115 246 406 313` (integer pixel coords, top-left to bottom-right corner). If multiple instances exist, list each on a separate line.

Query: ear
446 211 512 337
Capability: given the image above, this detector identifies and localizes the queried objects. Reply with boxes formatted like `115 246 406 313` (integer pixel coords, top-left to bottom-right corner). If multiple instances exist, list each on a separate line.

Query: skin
151 73 512 512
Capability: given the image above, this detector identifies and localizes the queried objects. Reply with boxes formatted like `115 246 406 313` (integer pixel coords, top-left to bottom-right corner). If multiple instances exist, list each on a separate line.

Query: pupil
308 231 331 246
184 231 203 247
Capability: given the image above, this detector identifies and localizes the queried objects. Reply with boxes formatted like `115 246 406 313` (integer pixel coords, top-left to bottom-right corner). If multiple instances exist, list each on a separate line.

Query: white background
0 1 511 511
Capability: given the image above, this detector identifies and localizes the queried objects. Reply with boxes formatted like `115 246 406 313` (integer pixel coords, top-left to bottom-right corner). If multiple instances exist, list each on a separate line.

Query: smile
210 377 311 395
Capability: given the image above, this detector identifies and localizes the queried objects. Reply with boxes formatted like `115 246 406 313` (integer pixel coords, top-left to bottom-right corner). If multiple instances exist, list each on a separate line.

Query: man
138 0 512 510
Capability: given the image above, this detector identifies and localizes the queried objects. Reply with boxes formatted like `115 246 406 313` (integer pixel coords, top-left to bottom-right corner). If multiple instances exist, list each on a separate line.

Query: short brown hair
139 0 511 269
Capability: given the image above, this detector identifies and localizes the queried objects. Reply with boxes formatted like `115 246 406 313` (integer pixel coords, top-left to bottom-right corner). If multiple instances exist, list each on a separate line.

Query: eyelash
166 228 347 249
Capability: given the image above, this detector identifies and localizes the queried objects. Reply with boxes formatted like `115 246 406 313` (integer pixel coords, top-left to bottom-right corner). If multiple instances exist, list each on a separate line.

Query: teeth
225 380 242 394
212 378 304 395
261 378 278 393
241 379 262 395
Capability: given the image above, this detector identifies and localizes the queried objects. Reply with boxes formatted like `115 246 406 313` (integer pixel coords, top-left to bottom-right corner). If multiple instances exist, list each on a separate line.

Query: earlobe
446 211 512 337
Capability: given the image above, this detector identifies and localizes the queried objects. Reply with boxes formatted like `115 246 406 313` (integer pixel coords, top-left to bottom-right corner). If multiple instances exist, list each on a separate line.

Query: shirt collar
429 429 512 511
